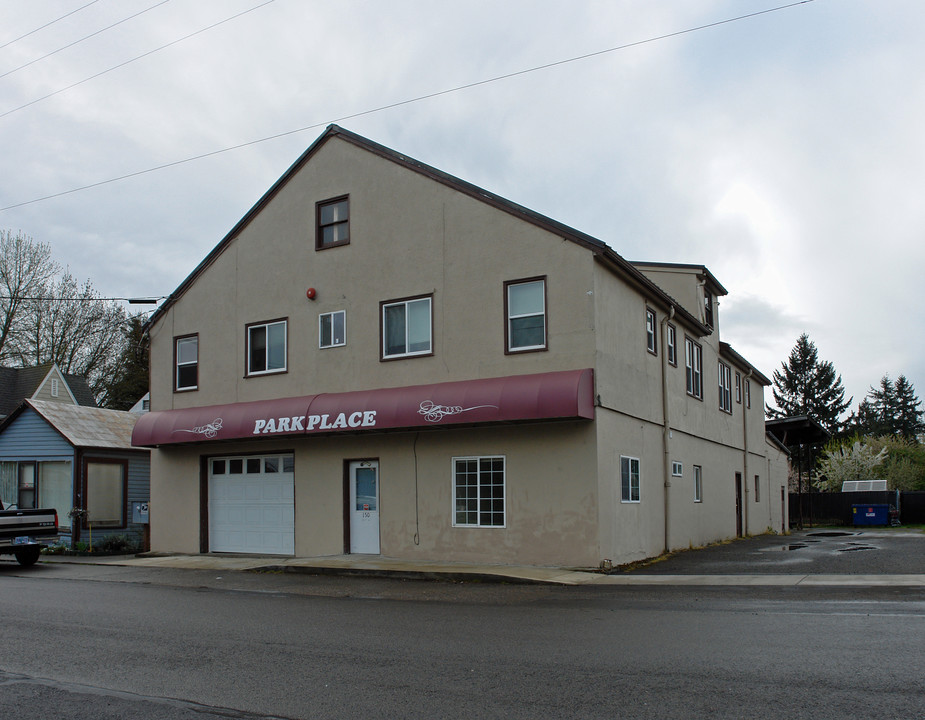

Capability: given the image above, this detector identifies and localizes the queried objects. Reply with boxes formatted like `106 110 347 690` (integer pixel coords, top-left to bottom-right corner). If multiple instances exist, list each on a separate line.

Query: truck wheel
14 546 41 567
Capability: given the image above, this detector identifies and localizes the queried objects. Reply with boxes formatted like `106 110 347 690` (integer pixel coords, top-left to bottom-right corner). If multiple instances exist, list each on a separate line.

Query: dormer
630 262 728 334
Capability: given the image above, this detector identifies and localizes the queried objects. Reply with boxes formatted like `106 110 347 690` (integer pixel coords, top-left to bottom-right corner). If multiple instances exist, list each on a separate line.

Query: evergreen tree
766 333 852 434
894 375 924 440
866 374 898 436
97 316 149 410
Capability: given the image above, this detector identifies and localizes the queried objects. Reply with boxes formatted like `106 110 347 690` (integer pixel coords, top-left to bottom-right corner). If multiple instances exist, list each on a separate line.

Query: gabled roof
145 124 709 337
0 363 97 417
0 399 145 451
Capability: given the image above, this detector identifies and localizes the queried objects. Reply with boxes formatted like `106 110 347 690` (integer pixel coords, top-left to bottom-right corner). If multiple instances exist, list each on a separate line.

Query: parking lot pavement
623 528 925 576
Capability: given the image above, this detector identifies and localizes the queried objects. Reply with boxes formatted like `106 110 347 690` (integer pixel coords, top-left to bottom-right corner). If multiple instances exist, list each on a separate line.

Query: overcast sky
1 0 922 412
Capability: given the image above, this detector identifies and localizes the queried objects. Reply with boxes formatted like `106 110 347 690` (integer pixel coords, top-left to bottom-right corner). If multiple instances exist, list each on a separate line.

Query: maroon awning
131 368 594 447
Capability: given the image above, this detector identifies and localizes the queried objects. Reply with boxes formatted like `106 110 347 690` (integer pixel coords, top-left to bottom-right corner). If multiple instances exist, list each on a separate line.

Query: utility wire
0 0 172 81
0 0 102 51
0 0 275 119
0 0 815 213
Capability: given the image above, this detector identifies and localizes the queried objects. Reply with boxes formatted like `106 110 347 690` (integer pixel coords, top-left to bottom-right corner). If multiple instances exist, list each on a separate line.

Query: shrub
94 534 139 554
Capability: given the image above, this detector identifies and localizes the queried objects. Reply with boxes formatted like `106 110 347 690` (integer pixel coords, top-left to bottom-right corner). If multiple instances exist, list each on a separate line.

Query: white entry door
349 460 379 554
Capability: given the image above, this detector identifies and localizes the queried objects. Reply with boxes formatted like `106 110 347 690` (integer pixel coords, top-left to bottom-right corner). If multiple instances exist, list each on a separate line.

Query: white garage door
209 454 294 555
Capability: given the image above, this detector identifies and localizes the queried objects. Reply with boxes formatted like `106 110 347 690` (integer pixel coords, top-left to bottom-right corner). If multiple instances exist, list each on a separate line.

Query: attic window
51 378 59 397
703 287 714 328
316 196 350 250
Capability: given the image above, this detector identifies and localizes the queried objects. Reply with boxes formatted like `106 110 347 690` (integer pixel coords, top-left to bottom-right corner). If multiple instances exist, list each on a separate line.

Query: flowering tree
816 439 887 491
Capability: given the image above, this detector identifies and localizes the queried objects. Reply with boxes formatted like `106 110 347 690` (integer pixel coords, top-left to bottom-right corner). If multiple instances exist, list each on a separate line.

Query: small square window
671 461 683 477
212 459 226 475
246 458 261 474
319 311 346 348
264 458 280 473
316 196 349 250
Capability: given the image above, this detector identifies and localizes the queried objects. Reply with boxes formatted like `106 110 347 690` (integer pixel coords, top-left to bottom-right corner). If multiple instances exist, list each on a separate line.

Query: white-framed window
175 335 198 391
505 278 546 352
718 361 732 413
382 296 432 359
685 337 703 399
453 456 505 527
671 461 683 477
754 475 760 502
319 311 346 348
735 371 742 404
247 320 287 375
667 323 677 366
645 308 657 355
621 456 640 503
745 379 751 408
50 378 59 397
693 465 703 503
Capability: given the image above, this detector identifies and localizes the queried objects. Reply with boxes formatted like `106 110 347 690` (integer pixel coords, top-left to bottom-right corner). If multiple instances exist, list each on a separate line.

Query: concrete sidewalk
38 550 925 587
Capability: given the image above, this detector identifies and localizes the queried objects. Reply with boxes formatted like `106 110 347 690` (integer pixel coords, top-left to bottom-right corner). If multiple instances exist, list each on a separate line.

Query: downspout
661 306 675 554
742 368 752 536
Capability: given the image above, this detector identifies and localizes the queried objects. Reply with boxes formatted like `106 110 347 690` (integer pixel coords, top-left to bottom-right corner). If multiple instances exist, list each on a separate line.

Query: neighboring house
133 124 788 568
0 399 150 547
129 393 150 414
0 362 97 420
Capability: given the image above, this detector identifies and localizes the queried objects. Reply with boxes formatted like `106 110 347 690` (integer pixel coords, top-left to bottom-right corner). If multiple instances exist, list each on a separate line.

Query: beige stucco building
133 125 788 569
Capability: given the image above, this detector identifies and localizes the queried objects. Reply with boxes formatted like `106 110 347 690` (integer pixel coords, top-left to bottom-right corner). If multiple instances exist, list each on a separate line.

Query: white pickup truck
0 500 59 566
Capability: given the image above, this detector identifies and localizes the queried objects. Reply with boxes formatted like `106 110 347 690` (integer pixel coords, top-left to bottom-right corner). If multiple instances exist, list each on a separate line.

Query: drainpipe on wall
661 306 675 554
742 368 752 537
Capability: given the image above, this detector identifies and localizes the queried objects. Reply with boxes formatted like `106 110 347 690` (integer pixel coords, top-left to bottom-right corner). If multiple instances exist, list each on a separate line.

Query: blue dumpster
852 504 889 526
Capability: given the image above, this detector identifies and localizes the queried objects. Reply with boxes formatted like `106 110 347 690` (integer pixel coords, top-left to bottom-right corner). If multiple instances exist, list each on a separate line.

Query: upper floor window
382 295 432 359
667 323 677 366
745 378 751 408
685 337 703 399
175 335 198 391
319 311 346 348
621 456 641 503
505 277 546 353
718 361 732 413
735 371 742 404
693 465 703 503
645 308 657 355
703 287 714 327
247 320 287 375
316 196 349 250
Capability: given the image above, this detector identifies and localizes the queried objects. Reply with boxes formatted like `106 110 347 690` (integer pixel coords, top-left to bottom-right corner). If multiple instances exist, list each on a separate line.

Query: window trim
645 307 657 355
452 455 506 528
315 195 350 250
319 310 346 349
504 277 547 354
620 455 641 503
245 318 288 376
667 323 677 366
718 361 732 414
174 333 199 392
693 465 703 503
380 294 433 361
685 336 703 400
671 461 683 477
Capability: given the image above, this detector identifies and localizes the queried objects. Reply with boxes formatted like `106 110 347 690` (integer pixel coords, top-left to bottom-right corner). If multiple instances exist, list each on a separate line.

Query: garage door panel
209 454 295 555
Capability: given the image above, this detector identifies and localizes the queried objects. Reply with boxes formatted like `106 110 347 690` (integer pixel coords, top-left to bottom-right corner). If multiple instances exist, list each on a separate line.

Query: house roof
765 415 831 447
10 399 145 451
629 261 729 297
0 363 97 417
719 342 771 386
144 124 710 338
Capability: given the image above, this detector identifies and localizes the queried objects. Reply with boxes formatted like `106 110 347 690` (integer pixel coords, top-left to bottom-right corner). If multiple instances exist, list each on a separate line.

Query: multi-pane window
247 320 287 375
316 196 349 249
621 456 640 503
506 278 546 352
453 456 505 527
319 311 346 348
685 337 703 399
671 461 683 477
645 308 657 355
667 324 677 366
175 335 198 391
693 465 703 503
382 296 432 359
718 361 732 413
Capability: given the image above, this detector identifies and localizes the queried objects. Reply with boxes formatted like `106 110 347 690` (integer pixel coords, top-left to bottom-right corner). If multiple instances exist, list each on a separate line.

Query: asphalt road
1 557 924 719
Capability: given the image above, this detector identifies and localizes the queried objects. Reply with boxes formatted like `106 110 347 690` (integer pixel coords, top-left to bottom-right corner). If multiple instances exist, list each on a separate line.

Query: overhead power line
0 0 275 118
0 0 815 213
0 0 172 81
0 0 102 51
